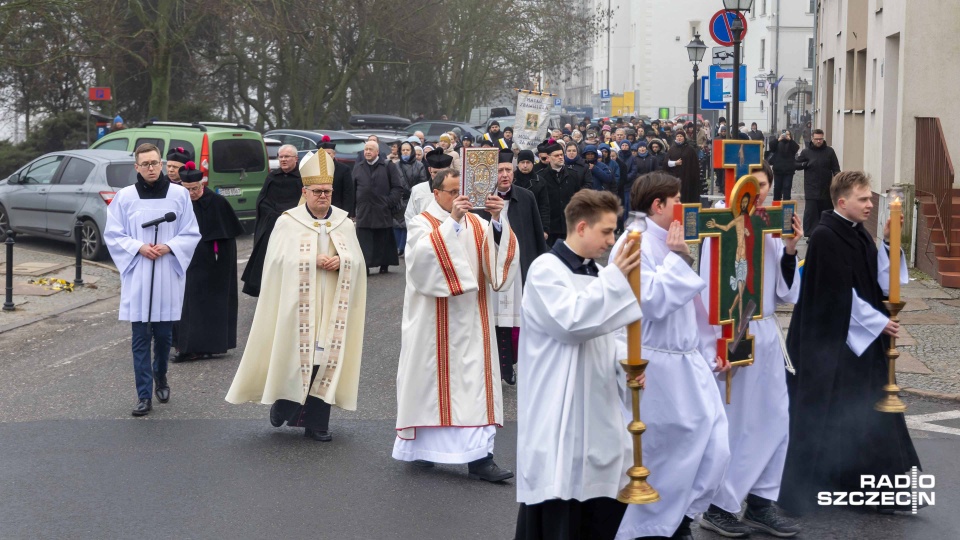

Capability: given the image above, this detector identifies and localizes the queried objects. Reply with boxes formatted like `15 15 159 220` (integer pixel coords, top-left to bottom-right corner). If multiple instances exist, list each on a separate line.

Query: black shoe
304 428 332 442
131 398 152 416
700 508 752 538
269 403 285 428
467 457 513 482
742 504 800 537
379 266 389 274
412 459 435 468
155 375 170 403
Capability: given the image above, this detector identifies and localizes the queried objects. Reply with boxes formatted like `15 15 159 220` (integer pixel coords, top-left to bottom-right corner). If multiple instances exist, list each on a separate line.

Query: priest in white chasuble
226 151 367 442
393 167 519 482
514 190 642 540
698 161 803 538
614 172 730 540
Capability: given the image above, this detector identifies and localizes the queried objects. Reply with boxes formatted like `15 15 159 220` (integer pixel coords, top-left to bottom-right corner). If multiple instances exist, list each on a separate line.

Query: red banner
88 87 112 101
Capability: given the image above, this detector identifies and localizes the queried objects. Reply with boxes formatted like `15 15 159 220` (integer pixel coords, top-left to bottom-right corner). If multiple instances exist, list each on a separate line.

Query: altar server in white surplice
393 167 519 482
105 143 200 417
615 172 731 540
514 190 643 540
698 161 804 538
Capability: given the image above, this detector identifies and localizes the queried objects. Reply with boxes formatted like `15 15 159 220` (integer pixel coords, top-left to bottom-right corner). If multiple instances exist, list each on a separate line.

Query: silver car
0 149 138 260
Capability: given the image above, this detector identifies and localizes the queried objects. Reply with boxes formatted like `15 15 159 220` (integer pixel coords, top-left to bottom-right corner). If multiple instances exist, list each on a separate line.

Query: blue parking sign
554 98 562 107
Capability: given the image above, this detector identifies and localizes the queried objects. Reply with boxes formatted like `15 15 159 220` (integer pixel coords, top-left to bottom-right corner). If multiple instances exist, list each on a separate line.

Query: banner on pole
513 89 553 151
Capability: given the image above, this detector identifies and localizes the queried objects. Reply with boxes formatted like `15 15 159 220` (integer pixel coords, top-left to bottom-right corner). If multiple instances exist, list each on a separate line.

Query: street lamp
766 69 777 133
722 0 753 140
686 32 707 132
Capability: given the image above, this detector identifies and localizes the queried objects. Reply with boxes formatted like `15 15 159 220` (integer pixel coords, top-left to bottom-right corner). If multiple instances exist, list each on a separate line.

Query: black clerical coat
174 188 244 354
241 167 303 296
331 160 355 217
537 166 582 237
476 186 548 284
513 170 551 234
779 211 920 514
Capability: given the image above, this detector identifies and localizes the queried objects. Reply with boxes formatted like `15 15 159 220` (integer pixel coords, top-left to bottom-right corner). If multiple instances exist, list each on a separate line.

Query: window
135 137 165 156
808 38 815 68
211 139 266 173
760 39 766 69
761 0 767 15
57 158 94 185
169 139 195 160
106 163 137 188
23 155 64 185
809 0 816 13
94 137 128 151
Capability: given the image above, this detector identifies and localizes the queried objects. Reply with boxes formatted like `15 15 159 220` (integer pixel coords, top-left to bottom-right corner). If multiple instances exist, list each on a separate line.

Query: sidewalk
0 245 121 334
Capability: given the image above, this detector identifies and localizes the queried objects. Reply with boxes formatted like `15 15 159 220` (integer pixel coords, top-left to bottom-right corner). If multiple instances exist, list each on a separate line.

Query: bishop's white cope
516 252 642 504
104 183 200 322
393 200 518 463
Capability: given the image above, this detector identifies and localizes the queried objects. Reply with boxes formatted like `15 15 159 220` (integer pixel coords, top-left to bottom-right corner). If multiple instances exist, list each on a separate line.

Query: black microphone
141 212 177 228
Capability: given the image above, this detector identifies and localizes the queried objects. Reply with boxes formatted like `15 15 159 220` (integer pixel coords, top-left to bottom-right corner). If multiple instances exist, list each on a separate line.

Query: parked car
0 149 138 259
345 129 408 144
91 121 268 230
264 136 282 170
480 114 563 133
672 114 705 125
266 129 399 166
403 121 483 142
347 114 411 130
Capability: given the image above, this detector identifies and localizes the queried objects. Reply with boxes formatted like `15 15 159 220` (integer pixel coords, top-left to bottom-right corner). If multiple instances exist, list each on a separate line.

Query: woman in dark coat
393 141 428 256
664 131 701 203
770 130 801 201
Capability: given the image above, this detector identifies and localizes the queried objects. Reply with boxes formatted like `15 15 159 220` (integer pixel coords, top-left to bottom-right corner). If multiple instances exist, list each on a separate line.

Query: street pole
731 17 744 140
774 0 781 133
693 63 699 132
85 98 90 148
606 0 611 117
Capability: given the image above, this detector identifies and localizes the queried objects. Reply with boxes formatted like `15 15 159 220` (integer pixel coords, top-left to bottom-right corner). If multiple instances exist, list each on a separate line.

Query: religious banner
460 147 499 209
674 138 797 402
513 89 554 151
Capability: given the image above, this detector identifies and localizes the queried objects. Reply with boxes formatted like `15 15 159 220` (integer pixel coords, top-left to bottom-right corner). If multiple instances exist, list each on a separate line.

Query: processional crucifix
673 139 797 403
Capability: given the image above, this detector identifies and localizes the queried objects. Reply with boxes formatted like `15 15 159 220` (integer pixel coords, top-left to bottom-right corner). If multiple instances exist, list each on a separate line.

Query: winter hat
113 115 123 123
517 150 535 163
439 133 453 144
583 144 598 157
601 125 611 132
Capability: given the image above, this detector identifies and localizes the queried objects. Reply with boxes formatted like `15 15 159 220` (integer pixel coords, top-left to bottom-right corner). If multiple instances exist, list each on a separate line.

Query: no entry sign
709 10 748 47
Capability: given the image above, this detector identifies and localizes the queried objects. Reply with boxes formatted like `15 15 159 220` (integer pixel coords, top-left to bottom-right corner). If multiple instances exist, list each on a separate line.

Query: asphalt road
1 234 958 539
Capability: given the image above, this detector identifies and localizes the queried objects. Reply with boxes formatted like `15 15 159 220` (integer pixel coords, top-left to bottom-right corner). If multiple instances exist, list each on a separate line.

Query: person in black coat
779 171 920 516
769 130 800 201
537 141 582 245
664 131 702 203
353 140 404 274
795 129 841 236
513 149 551 236
563 142 591 190
241 144 303 296
319 137 355 216
174 164 245 361
477 150 549 385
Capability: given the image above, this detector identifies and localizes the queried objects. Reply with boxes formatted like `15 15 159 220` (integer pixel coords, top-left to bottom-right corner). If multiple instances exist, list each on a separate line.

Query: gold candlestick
618 213 660 505
877 188 907 413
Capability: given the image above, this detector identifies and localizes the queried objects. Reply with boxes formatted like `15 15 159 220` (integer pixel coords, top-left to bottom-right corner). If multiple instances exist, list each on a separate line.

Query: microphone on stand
142 212 177 228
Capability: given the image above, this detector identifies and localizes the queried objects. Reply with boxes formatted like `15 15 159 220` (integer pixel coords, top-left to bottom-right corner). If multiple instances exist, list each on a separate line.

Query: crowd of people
102 108 917 539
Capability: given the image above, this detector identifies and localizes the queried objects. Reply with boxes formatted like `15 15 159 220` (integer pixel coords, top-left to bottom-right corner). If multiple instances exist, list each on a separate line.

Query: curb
0 293 119 335
902 387 960 403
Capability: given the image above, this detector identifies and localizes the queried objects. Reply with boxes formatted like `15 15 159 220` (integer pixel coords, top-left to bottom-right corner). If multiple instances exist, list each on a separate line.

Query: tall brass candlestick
618 215 660 505
877 191 907 413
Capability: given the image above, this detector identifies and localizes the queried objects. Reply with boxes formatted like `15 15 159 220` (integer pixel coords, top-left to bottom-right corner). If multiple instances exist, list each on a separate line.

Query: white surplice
699 219 801 512
492 198 523 327
516 252 642 504
404 182 433 226
104 182 200 322
393 200 518 463
615 218 730 540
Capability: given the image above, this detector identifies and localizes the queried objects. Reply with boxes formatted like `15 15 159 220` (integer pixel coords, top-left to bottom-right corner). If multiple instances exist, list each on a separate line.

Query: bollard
73 219 84 287
3 229 15 311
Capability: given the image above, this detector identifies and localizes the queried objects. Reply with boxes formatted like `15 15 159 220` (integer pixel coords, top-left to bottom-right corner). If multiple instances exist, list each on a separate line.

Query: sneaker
742 504 800 538
700 508 751 538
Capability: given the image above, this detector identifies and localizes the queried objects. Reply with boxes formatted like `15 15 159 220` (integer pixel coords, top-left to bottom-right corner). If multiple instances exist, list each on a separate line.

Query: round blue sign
709 10 748 47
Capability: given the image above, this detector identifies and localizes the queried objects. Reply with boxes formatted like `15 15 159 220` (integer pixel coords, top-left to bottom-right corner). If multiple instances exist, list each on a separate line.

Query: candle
627 230 642 364
889 195 902 303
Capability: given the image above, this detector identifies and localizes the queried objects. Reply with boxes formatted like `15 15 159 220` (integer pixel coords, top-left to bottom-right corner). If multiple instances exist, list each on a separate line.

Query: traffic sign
712 46 736 66
88 87 112 101
554 97 562 107
658 108 670 120
701 77 726 110
709 10 748 47
709 65 747 103
600 89 611 100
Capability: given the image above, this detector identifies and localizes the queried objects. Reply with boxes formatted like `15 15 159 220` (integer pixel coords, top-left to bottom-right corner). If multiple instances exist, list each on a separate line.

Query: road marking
50 337 129 368
905 410 960 437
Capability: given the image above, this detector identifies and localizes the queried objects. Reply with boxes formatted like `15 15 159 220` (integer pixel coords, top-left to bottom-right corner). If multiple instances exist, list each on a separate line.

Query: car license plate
218 187 242 197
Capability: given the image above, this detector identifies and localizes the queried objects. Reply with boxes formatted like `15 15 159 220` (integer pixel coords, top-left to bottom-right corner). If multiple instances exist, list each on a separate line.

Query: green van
91 121 268 231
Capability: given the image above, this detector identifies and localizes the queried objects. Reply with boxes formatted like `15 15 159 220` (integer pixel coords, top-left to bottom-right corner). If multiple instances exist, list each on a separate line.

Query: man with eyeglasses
104 143 200 417
228 150 366 443
393 167 518 482
242 144 303 296
795 128 841 236
172 162 244 363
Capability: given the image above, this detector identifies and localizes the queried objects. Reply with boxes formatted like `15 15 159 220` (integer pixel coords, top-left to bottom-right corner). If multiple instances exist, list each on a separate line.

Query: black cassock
779 210 920 514
174 188 244 355
241 168 303 296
